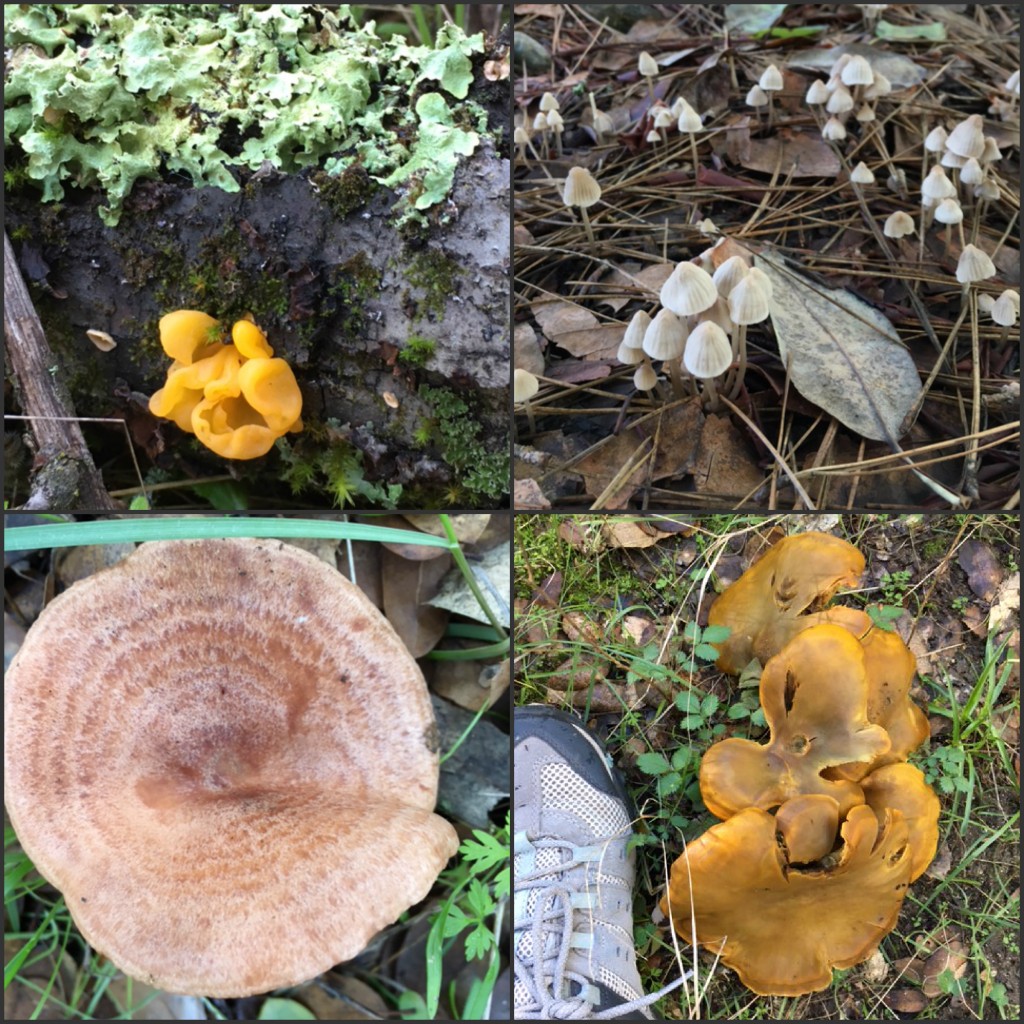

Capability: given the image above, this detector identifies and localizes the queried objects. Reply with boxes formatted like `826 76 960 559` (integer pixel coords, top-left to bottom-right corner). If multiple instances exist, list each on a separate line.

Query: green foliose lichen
3 4 486 225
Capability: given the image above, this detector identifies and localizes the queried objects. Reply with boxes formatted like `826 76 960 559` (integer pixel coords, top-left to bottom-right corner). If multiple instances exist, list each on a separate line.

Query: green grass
514 513 1020 1020
4 513 508 1021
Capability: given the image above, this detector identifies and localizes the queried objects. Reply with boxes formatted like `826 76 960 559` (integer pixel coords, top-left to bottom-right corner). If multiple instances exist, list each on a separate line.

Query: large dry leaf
429 542 511 628
531 299 623 359
381 548 451 657
788 43 925 87
576 404 704 507
754 250 923 442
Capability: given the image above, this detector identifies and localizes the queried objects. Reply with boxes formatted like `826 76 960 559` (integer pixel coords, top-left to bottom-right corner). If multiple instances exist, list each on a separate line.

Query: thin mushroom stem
727 323 748 400
579 206 597 248
702 375 720 413
963 286 981 500
688 131 700 178
667 356 687 400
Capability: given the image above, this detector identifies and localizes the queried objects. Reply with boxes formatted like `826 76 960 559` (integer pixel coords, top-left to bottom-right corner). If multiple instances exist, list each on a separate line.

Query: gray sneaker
513 707 682 1020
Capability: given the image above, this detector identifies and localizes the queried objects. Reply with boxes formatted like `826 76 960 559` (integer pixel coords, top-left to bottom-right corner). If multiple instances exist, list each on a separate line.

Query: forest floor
513 4 1019 511
514 512 1020 1020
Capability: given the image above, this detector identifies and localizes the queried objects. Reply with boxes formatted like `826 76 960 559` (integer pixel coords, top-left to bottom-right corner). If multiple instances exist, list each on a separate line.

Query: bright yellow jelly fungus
148 311 303 460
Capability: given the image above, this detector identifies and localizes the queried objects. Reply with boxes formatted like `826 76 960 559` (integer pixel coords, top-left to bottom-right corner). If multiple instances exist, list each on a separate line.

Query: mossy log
5 143 510 508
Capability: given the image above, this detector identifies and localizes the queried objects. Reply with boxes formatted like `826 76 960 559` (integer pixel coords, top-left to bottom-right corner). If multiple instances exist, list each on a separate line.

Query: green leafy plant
407 817 509 1020
636 746 697 799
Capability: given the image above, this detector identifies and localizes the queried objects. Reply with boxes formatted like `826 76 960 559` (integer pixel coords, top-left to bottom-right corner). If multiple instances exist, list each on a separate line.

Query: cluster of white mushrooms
616 250 772 411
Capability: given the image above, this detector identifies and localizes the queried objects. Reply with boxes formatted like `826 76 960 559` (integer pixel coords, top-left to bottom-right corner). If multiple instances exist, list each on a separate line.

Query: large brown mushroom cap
861 763 940 881
659 803 914 996
827 627 931 782
4 538 459 997
708 532 868 674
699 625 891 819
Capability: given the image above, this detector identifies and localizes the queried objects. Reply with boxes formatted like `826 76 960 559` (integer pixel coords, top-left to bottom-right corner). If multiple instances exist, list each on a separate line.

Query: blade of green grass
2 518 453 552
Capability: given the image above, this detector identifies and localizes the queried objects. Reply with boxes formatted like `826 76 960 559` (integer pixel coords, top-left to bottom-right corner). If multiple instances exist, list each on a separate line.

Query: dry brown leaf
514 477 552 509
562 611 605 646
429 657 509 712
337 540 384 610
921 943 968 997
692 413 764 497
602 519 673 549
755 249 923 443
596 263 673 311
720 123 840 177
402 513 491 544
575 401 704 507
623 614 658 646
958 539 1005 602
381 548 451 657
546 361 613 383
882 987 928 1014
515 321 546 374
558 517 601 554
299 973 391 1019
514 223 535 246
531 298 623 360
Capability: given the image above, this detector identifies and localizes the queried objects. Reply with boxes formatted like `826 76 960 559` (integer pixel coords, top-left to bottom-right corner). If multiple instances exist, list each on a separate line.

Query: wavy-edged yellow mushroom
699 625 891 819
659 802 914 996
708 532 870 675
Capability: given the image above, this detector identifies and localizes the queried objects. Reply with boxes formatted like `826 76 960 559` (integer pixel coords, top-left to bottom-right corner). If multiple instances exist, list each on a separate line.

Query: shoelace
514 835 689 1020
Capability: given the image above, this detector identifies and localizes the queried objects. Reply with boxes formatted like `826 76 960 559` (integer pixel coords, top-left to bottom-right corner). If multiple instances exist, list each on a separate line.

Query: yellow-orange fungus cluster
148 310 303 459
660 532 939 997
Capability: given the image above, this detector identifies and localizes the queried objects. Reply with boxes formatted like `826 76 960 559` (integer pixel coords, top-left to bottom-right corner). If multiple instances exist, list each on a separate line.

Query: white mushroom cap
759 64 783 92
850 162 876 185
841 55 874 87
945 114 986 160
712 255 751 299
991 290 1020 326
532 111 549 132
822 116 847 141
977 292 996 315
654 107 676 129
955 244 997 284
634 361 659 391
921 165 957 201
622 309 653 351
1006 69 1020 95
728 272 772 325
923 126 948 153
563 166 602 208
642 308 688 361
979 137 1002 164
855 103 876 123
676 98 703 133
539 92 560 113
546 109 565 132
940 149 966 169
638 51 659 78
959 157 985 184
806 79 830 105
934 198 963 224
864 72 892 99
514 126 531 144
746 266 774 303
646 128 662 143
826 85 854 114
3 539 459 998
514 367 540 402
660 260 718 317
684 320 732 379
746 85 768 108
974 180 1000 201
883 211 915 238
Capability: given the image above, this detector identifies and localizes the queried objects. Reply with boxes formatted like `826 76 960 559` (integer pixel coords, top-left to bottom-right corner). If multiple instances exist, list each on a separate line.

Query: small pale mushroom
3 538 459 997
659 260 718 317
698 624 891 820
883 211 915 239
638 50 659 103
956 243 996 286
683 320 732 411
562 166 602 247
659 803 914 996
514 367 540 436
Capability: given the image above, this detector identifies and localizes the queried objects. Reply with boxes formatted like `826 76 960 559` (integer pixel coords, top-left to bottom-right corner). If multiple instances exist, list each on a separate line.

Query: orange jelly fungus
148 312 303 459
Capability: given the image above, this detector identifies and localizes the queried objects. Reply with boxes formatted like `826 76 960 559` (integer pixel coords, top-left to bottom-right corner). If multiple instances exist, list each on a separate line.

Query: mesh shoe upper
513 707 652 1020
